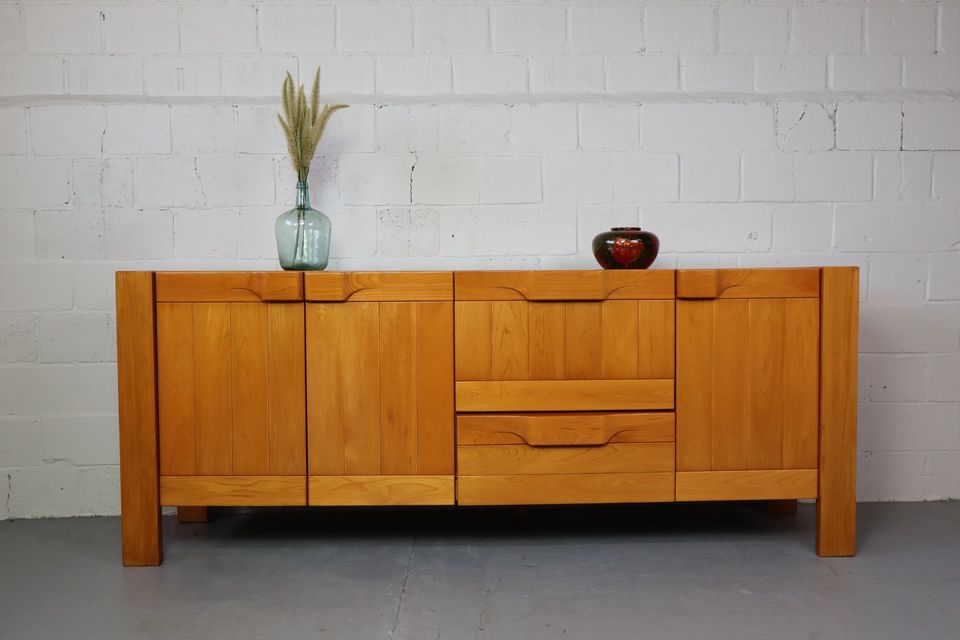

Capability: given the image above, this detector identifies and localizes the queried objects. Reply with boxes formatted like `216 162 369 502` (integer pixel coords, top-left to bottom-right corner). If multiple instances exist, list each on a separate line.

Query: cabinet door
454 270 676 412
155 272 307 506
305 272 455 505
676 268 821 500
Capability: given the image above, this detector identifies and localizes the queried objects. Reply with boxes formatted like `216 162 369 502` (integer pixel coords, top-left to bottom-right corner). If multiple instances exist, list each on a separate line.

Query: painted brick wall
1 0 958 518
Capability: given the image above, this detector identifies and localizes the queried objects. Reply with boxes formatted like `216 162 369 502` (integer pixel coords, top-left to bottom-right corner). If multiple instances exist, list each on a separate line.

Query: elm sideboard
116 267 859 565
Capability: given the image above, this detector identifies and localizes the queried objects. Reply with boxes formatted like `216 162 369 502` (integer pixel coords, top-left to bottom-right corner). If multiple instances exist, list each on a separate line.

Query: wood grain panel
455 270 675 301
308 475 454 506
677 293 820 474
306 304 344 475
156 271 303 302
341 302 381 474
455 301 492 380
160 476 306 506
457 472 675 505
491 301 529 379
157 301 306 478
456 379 674 412
306 301 455 479
458 443 674 475
676 470 818 501
528 303 566 379
193 303 233 475
380 302 419 474
677 268 820 299
711 300 749 470
157 303 196 476
676 301 713 470
817 267 859 557
305 272 453 301
116 272 162 566
564 302 603 379
601 301 639 379
267 304 306 476
747 299 785 470
457 412 675 446
230 303 269 475
417 303 455 474
456 299 675 383
637 300 675 378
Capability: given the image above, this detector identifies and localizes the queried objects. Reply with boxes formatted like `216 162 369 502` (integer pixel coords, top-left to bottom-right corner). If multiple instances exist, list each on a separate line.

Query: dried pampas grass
277 67 347 182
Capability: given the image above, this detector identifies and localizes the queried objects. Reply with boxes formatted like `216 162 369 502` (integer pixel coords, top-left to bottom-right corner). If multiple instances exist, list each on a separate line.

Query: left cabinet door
155 272 307 506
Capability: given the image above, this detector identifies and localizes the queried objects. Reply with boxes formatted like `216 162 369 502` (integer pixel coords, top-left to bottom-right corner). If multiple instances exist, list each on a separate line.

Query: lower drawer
458 443 674 475
458 473 675 506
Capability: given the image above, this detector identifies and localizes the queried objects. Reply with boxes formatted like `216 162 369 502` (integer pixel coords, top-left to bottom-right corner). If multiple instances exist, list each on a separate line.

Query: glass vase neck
295 181 311 209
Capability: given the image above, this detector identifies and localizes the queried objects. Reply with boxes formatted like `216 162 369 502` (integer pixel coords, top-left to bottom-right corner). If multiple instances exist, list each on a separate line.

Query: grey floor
1 502 958 640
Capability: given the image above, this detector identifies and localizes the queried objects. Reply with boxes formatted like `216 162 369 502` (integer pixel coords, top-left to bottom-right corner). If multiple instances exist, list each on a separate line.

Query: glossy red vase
592 227 659 269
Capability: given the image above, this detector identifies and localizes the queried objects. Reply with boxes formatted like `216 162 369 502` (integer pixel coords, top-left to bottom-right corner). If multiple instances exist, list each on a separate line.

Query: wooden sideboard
116 268 859 565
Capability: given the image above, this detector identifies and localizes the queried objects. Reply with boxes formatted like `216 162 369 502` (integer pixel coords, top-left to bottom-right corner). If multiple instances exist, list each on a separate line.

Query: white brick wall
1 0 958 517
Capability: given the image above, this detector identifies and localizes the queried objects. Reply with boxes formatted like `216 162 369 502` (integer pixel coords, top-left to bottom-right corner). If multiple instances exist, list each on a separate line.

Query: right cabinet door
676 268 821 501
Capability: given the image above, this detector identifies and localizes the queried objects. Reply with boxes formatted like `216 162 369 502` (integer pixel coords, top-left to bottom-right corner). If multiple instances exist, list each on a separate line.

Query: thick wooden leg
117 272 163 566
816 267 859 557
177 506 209 523
766 499 798 514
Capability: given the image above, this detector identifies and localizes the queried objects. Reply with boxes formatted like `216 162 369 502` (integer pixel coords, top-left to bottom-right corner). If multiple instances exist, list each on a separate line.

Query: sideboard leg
117 272 163 566
766 499 797 514
816 267 859 557
177 507 209 523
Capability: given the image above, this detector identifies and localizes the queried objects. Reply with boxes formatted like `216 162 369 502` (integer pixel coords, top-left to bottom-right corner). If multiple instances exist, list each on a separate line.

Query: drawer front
457 412 675 446
455 299 675 382
456 411 675 505
455 270 675 301
459 443 674 475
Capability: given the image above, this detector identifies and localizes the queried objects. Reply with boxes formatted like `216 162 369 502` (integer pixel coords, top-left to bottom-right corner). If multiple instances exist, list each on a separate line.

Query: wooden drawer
456 379 674 411
456 412 675 505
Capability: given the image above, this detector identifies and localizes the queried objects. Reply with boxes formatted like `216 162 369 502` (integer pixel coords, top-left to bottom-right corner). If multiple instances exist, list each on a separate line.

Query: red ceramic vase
592 227 659 269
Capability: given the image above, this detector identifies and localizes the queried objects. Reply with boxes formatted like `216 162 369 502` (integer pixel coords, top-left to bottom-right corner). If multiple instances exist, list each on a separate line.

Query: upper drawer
456 299 675 381
455 270 674 301
305 272 453 302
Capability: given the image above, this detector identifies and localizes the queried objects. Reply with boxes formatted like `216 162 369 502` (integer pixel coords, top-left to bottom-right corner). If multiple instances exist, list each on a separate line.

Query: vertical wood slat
307 304 345 475
783 298 820 469
342 302 381 474
267 304 306 475
818 267 859 557
529 303 566 379
380 303 419 474
157 303 196 476
601 301 639 379
491 301 529 380
711 300 749 471
677 301 713 471
747 299 785 470
417 302 455 474
194 303 233 475
230 304 269 476
638 300 675 379
455 301 492 380
564 302 603 379
117 272 162 566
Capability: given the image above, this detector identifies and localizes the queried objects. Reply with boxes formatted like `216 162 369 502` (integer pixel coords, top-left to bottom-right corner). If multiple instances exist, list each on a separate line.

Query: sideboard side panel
817 267 859 557
116 271 162 566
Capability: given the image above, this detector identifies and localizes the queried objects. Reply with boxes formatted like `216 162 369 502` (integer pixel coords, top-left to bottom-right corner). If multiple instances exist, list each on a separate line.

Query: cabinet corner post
816 267 859 557
116 271 163 566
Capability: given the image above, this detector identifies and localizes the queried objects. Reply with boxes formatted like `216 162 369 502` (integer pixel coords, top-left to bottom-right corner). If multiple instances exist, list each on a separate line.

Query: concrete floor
0 502 958 640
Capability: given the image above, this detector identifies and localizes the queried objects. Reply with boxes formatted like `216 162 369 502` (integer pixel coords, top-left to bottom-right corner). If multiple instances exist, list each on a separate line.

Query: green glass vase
275 181 331 271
